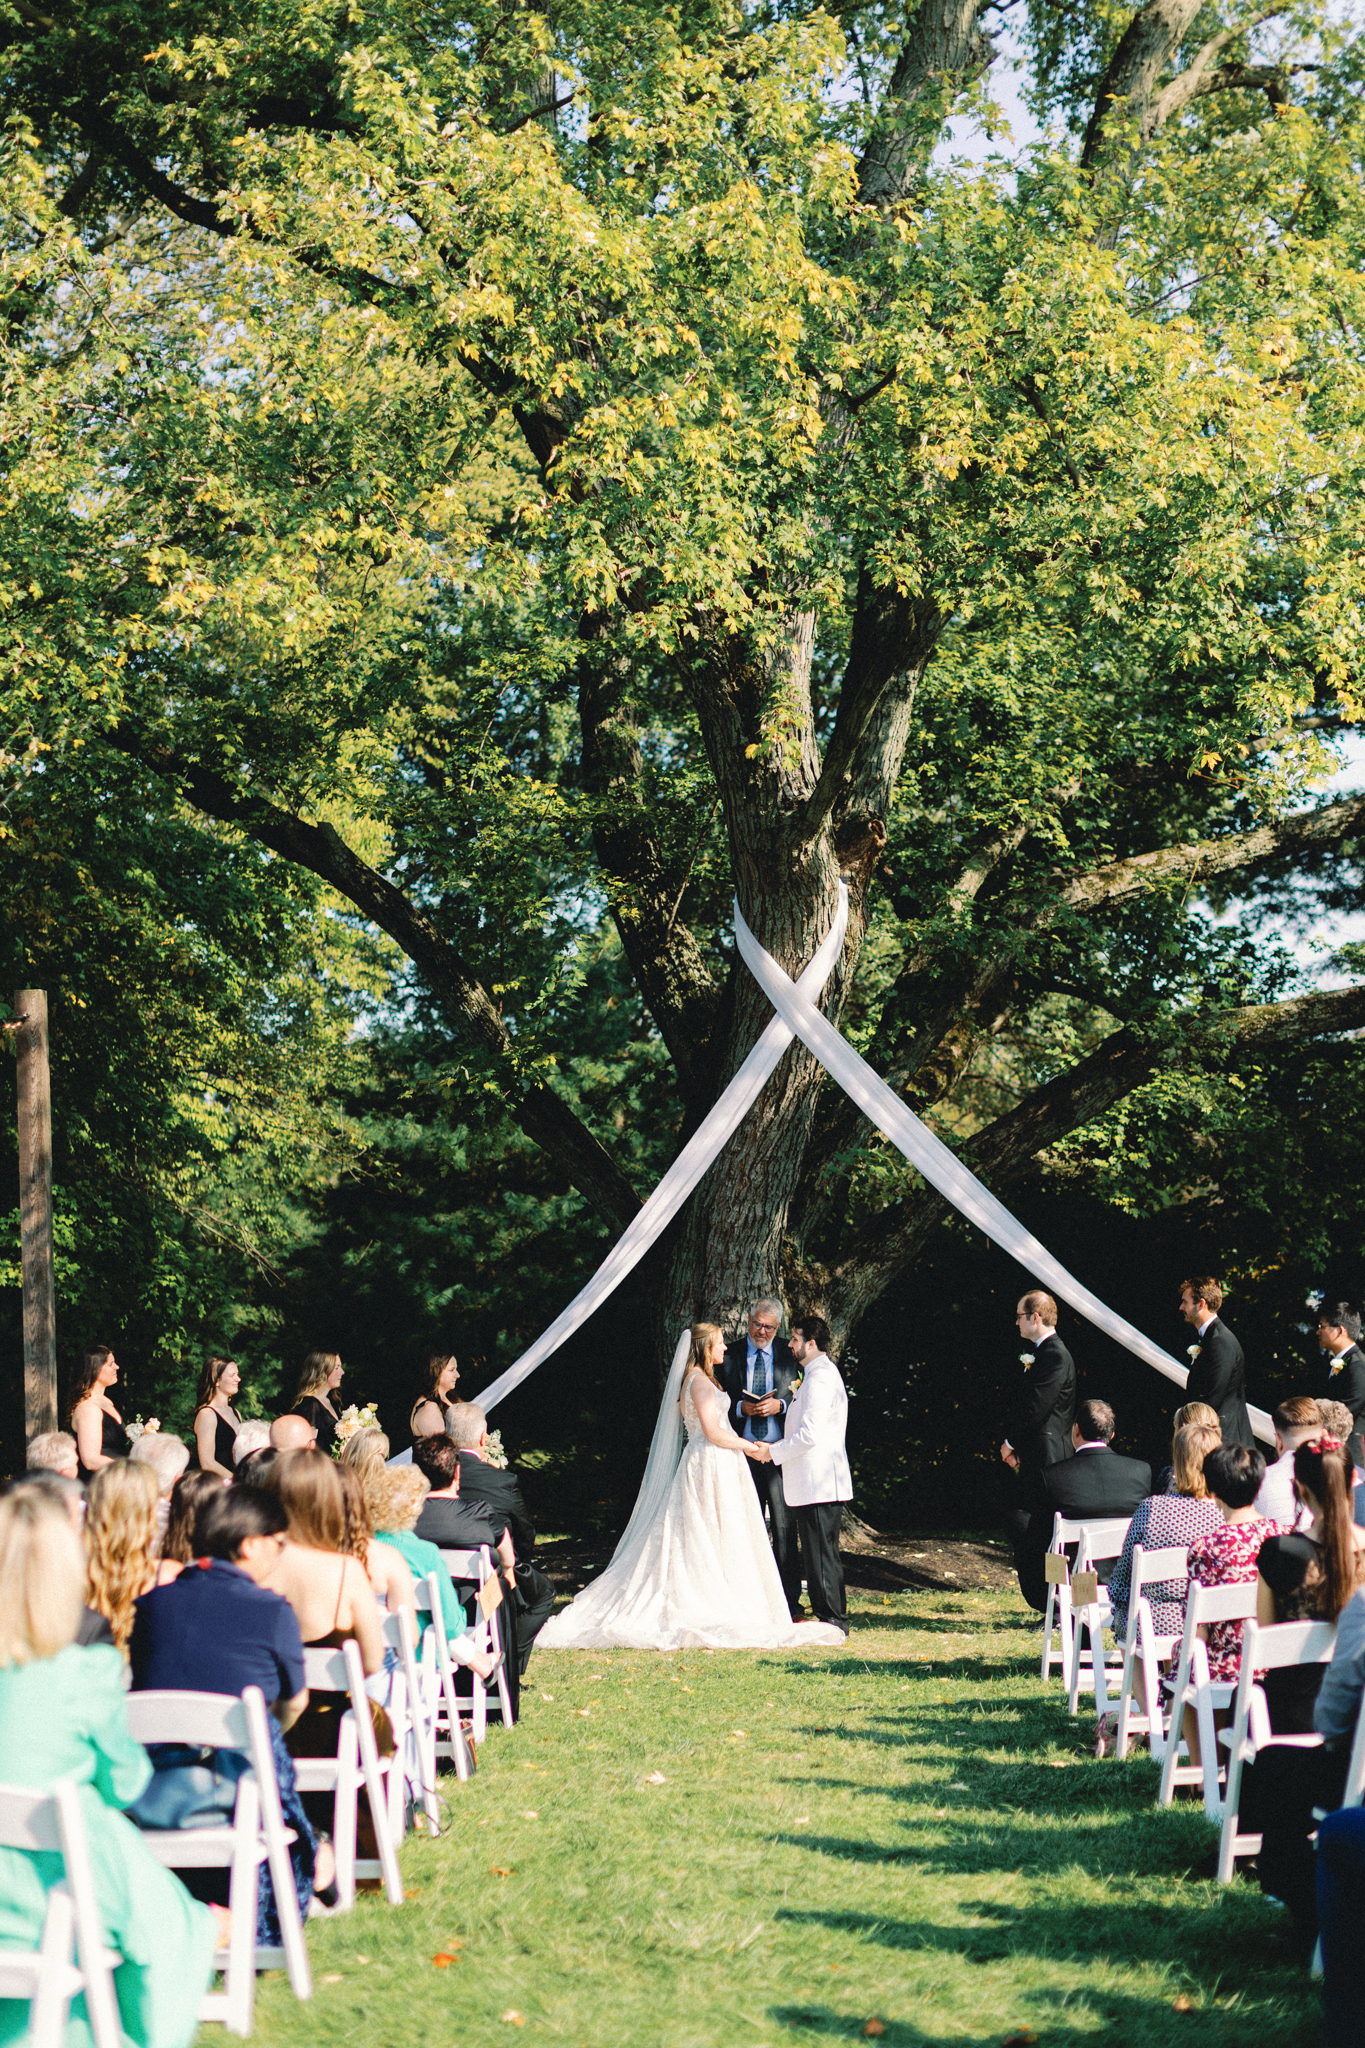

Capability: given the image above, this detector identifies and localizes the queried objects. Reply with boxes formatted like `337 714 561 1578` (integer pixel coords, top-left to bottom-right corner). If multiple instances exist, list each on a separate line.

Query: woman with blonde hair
538 1320 834 1650
358 1458 501 1680
0 1486 219 2048
288 1350 345 1457
69 1342 126 1481
86 1460 164 1650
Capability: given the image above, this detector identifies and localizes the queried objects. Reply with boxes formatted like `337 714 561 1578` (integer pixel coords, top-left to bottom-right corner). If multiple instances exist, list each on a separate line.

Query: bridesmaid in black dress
289 1351 346 1458
191 1355 243 1478
70 1344 128 1482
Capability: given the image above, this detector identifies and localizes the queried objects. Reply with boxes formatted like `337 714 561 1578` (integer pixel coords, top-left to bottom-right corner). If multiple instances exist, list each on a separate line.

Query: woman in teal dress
0 1487 217 2048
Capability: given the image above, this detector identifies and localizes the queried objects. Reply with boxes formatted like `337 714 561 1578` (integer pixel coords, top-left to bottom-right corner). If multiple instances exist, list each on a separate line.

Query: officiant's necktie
749 1346 778 1443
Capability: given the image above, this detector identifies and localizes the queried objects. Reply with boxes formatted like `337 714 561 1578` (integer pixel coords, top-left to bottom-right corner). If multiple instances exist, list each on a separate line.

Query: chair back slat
0 1785 63 1854
1075 1517 1134 1566
1244 1618 1337 1672
439 1547 484 1579
1187 1580 1259 1628
1133 1545 1188 1588
124 1691 248 1750
303 1647 351 1690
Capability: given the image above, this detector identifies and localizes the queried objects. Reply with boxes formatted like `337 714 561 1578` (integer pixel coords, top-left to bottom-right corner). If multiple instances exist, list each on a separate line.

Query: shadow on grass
765 1802 1219 1881
767 1977 1313 2045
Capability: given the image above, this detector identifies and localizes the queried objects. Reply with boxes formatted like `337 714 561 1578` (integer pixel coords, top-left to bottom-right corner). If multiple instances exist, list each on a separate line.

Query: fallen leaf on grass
1173 1994 1195 2013
354 1954 370 1965
521 1810 540 1819
431 1954 458 1969
793 1816 811 1824
490 1866 515 1878
1045 1759 1071 1769
320 1974 343 1985
949 1783 970 1791
643 1772 667 1785
573 1708 591 1718
862 2021 886 2038
404 1888 422 1899
501 2012 525 2026
539 1693 554 1702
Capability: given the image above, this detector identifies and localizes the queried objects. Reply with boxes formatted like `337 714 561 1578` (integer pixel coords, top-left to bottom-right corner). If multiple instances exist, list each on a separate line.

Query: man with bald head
270 1412 316 1453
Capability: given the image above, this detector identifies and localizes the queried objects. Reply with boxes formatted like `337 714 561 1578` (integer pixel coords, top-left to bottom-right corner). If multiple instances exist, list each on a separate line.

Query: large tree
4 0 1365 1386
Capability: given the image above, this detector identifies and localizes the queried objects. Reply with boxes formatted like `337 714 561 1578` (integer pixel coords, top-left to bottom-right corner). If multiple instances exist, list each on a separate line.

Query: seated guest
0 1485 218 2047
413 1433 519 1717
1108 1420 1223 1644
160 1469 227 1576
333 1450 418 1622
190 1356 242 1480
232 1419 271 1464
235 1446 281 1487
1318 1806 1365 2043
1318 1399 1365 1527
261 1449 390 1817
86 1460 165 1652
1180 1443 1272 1773
287 1352 345 1458
1154 1402 1219 1494
270 1412 315 1453
130 1430 192 1558
1014 1400 1152 1612
25 1429 78 1480
358 1459 501 1680
1257 1396 1322 1529
129 1485 335 1930
1255 1436 1365 1730
9 1470 110 1643
447 1401 555 1673
1235 1575 1365 1954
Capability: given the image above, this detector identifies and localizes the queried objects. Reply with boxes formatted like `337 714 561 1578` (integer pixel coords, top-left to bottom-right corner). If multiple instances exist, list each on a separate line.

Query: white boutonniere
1330 1358 1344 1378
1020 1353 1035 1369
1186 1343 1201 1361
787 1373 803 1397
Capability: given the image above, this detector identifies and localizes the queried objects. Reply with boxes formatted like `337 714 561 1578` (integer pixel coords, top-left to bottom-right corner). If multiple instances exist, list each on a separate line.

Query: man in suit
720 1298 804 1619
446 1401 555 1674
1015 1398 1152 1613
1317 1303 1365 1471
1000 1291 1075 1477
1180 1276 1254 1450
413 1431 521 1718
752 1311 853 1637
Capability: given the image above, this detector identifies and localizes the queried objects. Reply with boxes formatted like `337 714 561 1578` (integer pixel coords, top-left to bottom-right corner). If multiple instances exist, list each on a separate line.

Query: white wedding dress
538 1367 819 1651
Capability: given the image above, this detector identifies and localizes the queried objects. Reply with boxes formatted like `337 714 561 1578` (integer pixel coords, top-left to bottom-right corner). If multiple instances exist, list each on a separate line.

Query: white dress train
539 1372 820 1651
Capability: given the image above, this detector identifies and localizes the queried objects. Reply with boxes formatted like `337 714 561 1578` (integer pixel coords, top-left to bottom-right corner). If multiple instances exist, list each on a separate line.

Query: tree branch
118 737 643 1232
855 0 992 208
1081 0 1289 165
830 978 1365 1333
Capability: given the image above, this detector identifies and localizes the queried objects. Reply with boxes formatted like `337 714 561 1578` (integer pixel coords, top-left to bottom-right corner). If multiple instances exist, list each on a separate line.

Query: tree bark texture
14 989 57 1441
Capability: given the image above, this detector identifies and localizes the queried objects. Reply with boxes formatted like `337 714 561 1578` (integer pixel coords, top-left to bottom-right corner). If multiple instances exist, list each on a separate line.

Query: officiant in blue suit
720 1299 805 1620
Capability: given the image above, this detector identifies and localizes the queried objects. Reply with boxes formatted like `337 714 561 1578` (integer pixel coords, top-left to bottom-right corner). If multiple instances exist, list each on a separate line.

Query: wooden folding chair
1113 1545 1187 1761
0 1778 123 2048
412 1570 473 1783
124 1684 312 2028
440 1546 515 1740
1216 1616 1337 1881
291 1639 404 1906
1067 1517 1135 1714
1157 1579 1257 1809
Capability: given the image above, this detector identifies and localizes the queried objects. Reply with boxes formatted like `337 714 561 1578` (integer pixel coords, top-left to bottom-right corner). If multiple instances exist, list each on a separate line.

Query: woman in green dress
0 1486 218 2048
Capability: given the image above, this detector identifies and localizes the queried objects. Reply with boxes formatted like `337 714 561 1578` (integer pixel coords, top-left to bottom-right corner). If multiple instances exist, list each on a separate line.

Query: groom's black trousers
795 1501 847 1633
745 1455 803 1617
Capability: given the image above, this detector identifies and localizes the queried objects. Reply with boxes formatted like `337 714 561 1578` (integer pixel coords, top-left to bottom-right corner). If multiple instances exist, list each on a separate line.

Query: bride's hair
686 1322 723 1383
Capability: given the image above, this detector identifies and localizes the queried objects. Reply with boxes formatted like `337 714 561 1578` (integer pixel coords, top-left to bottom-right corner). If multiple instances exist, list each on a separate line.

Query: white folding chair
1113 1545 1187 1761
440 1547 515 1741
412 1570 473 1783
123 1685 312 2027
1067 1518 1135 1714
1157 1579 1258 1809
1216 1616 1337 1880
0 1778 123 2048
292 1639 404 1907
381 1606 440 1833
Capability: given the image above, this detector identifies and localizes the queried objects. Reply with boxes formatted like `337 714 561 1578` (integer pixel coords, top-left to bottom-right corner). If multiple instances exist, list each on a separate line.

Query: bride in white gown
538 1322 843 1651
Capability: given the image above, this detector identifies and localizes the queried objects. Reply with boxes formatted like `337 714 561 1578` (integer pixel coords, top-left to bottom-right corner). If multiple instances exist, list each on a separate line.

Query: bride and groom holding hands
539 1303 853 1651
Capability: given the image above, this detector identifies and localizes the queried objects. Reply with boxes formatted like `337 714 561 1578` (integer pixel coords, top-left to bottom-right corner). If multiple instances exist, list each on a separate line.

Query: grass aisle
249 1588 1319 2047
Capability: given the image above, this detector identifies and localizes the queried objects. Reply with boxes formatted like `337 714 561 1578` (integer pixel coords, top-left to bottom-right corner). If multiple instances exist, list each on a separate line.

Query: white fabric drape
734 888 1274 1446
477 893 850 1414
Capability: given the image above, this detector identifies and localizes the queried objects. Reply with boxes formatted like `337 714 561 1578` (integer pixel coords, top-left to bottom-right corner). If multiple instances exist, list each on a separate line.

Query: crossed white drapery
481 884 1273 1446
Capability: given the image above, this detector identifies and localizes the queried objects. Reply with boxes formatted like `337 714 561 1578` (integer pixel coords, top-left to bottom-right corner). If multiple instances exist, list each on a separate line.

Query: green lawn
245 1587 1320 2047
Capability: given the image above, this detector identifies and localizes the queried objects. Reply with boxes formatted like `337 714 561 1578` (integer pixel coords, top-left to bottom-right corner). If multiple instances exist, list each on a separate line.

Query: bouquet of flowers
483 1428 509 1469
125 1416 160 1443
332 1402 380 1456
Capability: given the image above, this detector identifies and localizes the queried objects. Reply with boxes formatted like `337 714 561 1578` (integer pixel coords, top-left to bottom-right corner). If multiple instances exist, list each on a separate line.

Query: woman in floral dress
1180 1443 1277 1768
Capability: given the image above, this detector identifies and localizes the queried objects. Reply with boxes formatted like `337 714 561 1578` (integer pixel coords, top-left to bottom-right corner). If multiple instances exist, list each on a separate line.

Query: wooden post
14 990 56 1441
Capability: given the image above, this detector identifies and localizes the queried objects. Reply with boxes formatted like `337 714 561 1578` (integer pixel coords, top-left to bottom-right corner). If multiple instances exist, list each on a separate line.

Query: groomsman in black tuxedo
1000 1291 1076 1479
720 1299 804 1619
1180 1276 1254 1450
1015 1399 1152 1612
1317 1302 1365 1470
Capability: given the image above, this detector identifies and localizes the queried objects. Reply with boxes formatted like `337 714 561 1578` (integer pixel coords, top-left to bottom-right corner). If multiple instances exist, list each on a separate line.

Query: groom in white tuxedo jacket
757 1312 852 1637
